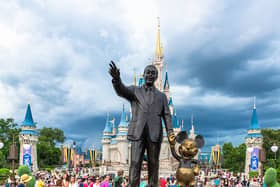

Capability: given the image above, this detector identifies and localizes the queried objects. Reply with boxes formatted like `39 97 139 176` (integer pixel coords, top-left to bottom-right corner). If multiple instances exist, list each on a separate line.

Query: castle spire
250 97 260 129
103 112 113 133
22 104 36 127
253 96 256 109
155 17 163 60
118 104 128 127
164 71 170 91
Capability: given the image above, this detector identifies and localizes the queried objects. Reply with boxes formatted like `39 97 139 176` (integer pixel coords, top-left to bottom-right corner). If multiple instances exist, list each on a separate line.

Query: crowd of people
2 167 266 187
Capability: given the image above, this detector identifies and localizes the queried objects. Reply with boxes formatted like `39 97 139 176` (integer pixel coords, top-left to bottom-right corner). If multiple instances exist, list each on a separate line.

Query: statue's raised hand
109 60 120 81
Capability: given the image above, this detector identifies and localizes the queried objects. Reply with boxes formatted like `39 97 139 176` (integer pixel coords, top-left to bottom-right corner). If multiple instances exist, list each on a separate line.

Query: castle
101 21 197 176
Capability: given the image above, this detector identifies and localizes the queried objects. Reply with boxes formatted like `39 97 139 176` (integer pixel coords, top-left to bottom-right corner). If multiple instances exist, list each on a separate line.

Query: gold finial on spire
155 17 163 60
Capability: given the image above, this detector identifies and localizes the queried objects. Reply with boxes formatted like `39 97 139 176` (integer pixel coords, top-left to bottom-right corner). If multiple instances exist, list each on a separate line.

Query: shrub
17 165 31 177
0 168 10 185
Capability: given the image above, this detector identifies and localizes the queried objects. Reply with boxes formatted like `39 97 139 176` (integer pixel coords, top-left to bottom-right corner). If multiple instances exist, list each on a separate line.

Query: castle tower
189 114 196 140
245 97 263 176
152 18 164 91
112 118 116 135
116 105 129 164
102 113 113 163
19 104 38 171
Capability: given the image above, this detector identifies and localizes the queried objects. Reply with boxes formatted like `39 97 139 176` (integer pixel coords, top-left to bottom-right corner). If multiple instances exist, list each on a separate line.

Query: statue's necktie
147 89 153 105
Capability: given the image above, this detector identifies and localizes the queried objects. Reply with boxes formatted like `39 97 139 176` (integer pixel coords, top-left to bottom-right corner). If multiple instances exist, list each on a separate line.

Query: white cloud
0 0 279 148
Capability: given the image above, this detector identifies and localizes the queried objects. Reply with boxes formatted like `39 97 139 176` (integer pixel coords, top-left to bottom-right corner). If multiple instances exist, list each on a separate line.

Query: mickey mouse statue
168 131 205 187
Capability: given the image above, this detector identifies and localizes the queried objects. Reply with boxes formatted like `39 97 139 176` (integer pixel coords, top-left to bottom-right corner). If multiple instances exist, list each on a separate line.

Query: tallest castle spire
152 17 164 91
155 17 163 60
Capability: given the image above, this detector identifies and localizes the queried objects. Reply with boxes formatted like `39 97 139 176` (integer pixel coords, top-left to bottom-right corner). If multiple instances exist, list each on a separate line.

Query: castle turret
19 104 38 171
152 18 164 91
102 113 113 163
116 105 129 164
168 97 174 116
189 114 196 140
164 71 170 99
138 74 145 87
245 97 263 176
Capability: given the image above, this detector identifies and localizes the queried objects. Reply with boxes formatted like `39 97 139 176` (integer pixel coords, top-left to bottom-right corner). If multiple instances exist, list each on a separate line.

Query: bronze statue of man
109 61 176 187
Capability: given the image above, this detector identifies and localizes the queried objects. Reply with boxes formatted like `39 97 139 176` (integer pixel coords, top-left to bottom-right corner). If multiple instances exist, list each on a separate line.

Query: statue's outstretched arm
109 61 136 101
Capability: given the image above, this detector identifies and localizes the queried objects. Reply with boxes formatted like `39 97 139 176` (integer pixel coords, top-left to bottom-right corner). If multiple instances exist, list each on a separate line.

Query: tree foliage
37 127 65 168
222 128 280 179
38 127 65 146
261 129 280 181
0 118 20 168
17 165 31 177
222 143 246 173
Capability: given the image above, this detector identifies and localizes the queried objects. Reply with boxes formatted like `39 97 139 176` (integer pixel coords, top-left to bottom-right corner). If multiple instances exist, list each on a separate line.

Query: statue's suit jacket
112 79 173 143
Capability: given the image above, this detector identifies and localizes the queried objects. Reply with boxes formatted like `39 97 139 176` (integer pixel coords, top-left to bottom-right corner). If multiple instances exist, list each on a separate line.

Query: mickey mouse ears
176 131 188 144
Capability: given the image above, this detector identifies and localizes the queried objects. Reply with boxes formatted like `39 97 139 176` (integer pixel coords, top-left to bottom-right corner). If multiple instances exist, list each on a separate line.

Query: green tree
261 129 280 181
37 127 65 168
0 118 20 168
222 143 246 173
17 165 31 177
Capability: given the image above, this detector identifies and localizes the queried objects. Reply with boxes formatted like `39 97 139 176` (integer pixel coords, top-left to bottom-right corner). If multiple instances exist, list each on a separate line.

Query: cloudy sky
0 0 279 151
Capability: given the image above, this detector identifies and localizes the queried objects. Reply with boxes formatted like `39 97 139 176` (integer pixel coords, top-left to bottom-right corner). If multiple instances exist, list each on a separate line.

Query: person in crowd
214 177 220 187
101 175 110 187
139 175 148 187
168 177 176 187
224 178 229 187
18 174 32 187
160 176 166 187
69 175 78 187
36 174 45 187
93 177 101 187
78 177 84 187
62 173 69 187
113 170 125 187
88 177 94 187
83 177 89 187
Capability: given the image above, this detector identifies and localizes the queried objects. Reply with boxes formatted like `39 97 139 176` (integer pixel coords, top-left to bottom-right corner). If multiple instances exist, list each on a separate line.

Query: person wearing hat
18 174 32 187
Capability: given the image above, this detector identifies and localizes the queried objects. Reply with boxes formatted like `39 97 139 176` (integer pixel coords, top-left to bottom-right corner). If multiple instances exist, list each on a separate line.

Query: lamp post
271 143 278 168
8 135 18 187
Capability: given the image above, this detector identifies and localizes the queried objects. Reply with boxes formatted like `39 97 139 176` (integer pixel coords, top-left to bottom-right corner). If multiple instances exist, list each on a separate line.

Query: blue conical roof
168 97 173 106
164 71 170 90
118 105 128 127
138 77 145 87
172 109 178 128
22 104 36 127
250 107 260 129
103 113 113 133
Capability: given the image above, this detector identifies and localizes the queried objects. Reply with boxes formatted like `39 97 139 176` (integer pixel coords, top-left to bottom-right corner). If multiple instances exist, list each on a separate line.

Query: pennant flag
90 149 93 161
64 147 68 162
70 148 74 161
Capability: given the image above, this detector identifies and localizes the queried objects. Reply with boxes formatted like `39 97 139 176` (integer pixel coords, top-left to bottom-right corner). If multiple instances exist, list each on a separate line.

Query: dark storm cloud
167 33 280 97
